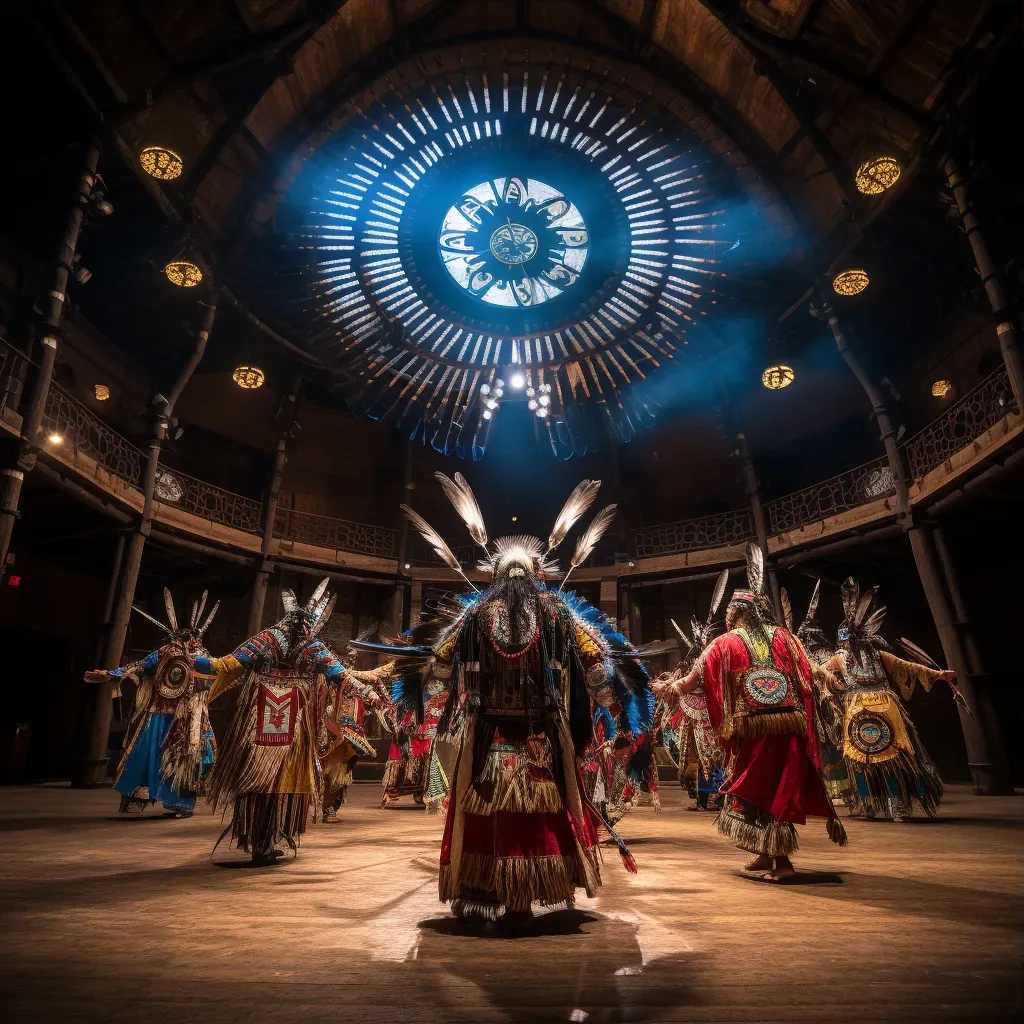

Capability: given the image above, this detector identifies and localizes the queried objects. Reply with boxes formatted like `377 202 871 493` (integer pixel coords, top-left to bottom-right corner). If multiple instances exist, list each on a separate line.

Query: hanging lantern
94 384 110 401
232 365 265 390
164 259 203 288
139 146 184 181
832 268 870 296
855 156 901 196
761 364 795 390
931 380 952 398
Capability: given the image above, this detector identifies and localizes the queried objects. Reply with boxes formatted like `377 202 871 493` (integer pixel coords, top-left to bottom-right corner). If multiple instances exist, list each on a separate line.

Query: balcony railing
273 506 398 558
152 466 264 535
766 456 894 535
42 383 144 488
902 368 1016 482
8 358 1018 567
629 508 756 558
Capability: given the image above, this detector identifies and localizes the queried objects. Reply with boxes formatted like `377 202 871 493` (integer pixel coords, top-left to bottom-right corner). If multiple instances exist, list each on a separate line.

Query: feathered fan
559 504 617 592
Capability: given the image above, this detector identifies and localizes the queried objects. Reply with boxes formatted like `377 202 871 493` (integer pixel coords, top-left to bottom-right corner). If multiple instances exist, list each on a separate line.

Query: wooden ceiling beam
695 0 931 129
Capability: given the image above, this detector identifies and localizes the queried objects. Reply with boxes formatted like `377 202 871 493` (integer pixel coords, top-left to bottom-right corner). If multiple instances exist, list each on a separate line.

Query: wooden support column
719 385 781 619
0 138 100 570
825 301 1006 794
944 155 1024 410
247 375 302 635
600 579 618 627
74 295 217 787
388 440 415 635
932 526 1011 793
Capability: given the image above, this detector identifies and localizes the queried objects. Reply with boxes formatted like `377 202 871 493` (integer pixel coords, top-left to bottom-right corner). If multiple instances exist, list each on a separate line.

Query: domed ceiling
243 43 795 458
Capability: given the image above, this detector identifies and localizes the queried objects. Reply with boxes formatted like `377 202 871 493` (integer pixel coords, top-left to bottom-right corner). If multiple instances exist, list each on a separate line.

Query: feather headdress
131 588 218 642
476 535 560 578
839 577 888 648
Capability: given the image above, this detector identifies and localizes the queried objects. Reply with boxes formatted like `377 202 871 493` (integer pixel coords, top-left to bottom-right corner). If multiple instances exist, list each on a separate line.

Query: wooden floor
0 783 1020 1024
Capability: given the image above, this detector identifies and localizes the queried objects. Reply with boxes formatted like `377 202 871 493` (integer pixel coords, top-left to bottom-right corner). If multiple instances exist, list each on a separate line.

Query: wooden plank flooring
0 782 1020 1023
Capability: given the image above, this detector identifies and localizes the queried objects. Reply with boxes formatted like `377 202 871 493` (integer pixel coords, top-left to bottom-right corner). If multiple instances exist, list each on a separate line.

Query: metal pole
932 526 1011 793
75 295 217 786
247 375 302 634
943 155 1024 411
0 138 101 569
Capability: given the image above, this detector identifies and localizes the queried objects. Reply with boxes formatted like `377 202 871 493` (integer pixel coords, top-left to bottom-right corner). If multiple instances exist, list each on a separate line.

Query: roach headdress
132 588 219 652
837 576 888 653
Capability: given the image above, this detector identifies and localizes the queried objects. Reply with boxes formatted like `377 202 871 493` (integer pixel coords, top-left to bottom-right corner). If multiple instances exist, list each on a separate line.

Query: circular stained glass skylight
261 41 794 459
438 177 589 307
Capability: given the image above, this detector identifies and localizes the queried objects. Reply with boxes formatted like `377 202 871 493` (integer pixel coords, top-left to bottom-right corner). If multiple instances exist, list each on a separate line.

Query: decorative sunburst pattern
280 48 784 459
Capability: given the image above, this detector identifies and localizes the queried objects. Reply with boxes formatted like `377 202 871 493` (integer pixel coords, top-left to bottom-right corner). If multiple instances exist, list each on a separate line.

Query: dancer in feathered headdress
191 579 388 864
654 545 847 881
834 577 955 821
647 569 731 812
85 590 220 816
351 474 653 925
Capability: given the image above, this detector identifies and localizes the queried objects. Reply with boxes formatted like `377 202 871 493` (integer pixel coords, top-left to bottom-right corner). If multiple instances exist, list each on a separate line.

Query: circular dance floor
0 782 1020 1023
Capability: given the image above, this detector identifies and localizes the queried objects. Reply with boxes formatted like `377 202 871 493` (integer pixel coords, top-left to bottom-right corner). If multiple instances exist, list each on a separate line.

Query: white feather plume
163 588 178 633
745 542 764 597
546 479 601 553
570 504 617 569
435 471 488 548
401 504 464 573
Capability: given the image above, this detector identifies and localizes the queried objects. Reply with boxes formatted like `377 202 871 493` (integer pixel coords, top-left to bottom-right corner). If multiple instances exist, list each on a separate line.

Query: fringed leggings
714 795 799 857
229 793 310 855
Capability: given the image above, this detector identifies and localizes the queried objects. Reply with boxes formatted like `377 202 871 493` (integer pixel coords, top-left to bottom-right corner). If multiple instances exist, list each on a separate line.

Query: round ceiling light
931 379 952 398
855 156 901 196
164 260 203 288
140 146 184 181
439 178 588 307
762 364 795 390
232 365 266 390
832 269 870 296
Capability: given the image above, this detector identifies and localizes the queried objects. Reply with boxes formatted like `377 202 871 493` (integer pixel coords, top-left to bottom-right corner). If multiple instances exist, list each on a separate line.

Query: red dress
700 629 833 824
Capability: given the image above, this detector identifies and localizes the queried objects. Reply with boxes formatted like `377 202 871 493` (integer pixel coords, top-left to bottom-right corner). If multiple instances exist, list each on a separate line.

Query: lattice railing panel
766 456 894 534
151 466 264 534
902 368 1016 481
42 384 144 487
274 507 398 558
629 509 755 558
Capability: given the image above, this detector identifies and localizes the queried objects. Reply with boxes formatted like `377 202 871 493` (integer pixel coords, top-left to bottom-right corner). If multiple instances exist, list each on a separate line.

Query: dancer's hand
83 670 109 684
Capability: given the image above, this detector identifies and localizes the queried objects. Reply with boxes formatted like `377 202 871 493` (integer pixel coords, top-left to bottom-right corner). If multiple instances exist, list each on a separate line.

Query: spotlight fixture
94 384 110 401
761 364 795 390
536 406 548 418
482 409 492 420
854 156 901 196
403 562 411 570
528 398 538 411
627 560 636 568
832 269 870 296
480 383 491 395
164 259 203 288
232 365 265 390
931 379 952 398
140 146 184 181
539 394 550 406
511 516 518 522
47 432 63 445
72 264 92 285
510 372 525 389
